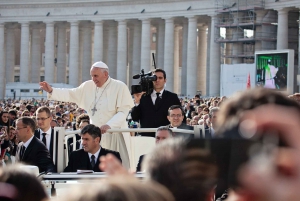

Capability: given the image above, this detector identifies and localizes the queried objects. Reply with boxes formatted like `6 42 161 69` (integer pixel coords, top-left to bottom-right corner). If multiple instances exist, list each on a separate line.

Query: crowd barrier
41 126 204 198
52 125 204 173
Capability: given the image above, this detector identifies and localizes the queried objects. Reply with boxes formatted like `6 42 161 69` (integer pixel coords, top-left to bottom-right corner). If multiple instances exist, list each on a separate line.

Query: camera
131 69 157 96
0 126 6 136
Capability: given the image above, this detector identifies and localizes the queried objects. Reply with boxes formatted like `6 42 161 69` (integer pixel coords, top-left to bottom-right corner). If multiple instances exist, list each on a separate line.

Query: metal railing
55 127 200 173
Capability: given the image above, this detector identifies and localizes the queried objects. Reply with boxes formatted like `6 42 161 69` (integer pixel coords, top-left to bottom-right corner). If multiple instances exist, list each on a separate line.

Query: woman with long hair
0 111 10 166
0 111 10 134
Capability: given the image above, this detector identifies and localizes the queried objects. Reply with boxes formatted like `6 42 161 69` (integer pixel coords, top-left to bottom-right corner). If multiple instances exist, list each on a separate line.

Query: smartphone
0 126 4 136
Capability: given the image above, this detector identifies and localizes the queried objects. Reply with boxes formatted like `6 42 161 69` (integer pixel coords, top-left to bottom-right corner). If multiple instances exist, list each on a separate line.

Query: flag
246 73 251 89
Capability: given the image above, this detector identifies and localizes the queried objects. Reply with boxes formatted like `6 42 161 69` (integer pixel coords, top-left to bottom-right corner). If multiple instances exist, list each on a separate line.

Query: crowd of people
1 60 300 201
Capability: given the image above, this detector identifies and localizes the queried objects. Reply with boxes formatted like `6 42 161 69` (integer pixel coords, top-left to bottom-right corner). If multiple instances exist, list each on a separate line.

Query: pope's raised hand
39 81 53 93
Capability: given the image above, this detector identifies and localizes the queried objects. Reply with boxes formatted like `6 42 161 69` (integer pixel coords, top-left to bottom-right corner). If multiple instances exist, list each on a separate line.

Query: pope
39 61 134 169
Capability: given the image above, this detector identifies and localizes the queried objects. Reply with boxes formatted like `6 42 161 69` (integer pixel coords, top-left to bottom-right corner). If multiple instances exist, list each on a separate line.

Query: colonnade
0 16 220 98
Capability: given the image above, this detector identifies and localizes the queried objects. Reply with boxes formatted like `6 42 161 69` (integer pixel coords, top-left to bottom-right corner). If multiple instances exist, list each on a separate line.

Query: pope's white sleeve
106 106 130 128
106 83 133 128
47 83 85 106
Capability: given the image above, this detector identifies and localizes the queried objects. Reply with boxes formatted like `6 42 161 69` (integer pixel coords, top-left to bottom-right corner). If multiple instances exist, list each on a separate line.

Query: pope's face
90 67 108 87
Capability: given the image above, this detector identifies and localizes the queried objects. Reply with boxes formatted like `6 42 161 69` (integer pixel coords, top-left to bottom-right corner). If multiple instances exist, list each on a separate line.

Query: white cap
91 61 109 69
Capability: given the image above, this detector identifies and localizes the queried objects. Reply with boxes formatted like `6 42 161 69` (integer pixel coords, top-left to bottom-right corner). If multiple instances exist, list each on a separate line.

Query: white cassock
48 77 134 169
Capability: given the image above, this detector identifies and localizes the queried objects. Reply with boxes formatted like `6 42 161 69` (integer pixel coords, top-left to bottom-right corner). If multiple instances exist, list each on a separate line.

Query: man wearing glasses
34 106 55 161
167 105 193 139
15 117 55 173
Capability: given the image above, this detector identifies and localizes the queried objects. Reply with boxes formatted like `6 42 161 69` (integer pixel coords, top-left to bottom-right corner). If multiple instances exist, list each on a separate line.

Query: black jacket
64 147 122 172
16 136 55 173
131 90 180 137
169 123 194 139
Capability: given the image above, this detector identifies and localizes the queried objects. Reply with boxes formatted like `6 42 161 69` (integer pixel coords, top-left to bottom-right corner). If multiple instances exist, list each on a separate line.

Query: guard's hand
100 124 111 134
39 81 53 93
133 92 145 105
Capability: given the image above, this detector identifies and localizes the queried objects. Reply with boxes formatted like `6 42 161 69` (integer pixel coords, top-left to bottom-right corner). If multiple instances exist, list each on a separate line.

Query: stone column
181 19 188 95
225 28 232 64
173 26 180 94
163 18 175 91
68 21 79 86
132 20 141 85
277 8 289 50
78 26 83 83
82 22 92 82
56 23 67 83
157 20 165 68
93 21 103 62
186 16 198 96
117 20 127 83
102 25 109 64
128 25 134 87
231 13 243 64
0 23 5 98
198 24 207 96
254 10 267 52
208 15 221 96
31 24 41 83
44 21 55 83
206 20 211 96
107 21 117 78
140 18 151 73
5 24 16 83
20 22 30 83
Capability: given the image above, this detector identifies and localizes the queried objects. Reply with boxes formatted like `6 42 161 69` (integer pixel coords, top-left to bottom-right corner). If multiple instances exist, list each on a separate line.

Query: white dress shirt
88 147 101 164
23 135 34 150
151 89 165 105
39 127 52 151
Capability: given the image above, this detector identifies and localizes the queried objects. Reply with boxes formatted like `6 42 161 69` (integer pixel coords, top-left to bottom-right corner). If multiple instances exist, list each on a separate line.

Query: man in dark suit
131 69 181 137
167 105 194 139
136 126 173 172
204 107 219 138
64 124 121 172
184 102 195 119
15 117 55 173
34 106 54 160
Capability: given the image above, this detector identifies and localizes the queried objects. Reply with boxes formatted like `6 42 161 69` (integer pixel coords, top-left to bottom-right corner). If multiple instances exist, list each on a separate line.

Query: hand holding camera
133 92 145 105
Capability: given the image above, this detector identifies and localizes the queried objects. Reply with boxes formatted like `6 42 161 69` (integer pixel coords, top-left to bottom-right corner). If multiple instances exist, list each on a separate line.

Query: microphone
133 74 140 79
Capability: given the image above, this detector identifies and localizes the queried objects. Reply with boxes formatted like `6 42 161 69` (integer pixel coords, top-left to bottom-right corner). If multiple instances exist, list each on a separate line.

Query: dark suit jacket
169 123 194 139
16 136 55 173
69 139 81 158
64 147 122 172
136 154 145 172
185 106 195 119
34 129 54 159
131 90 181 137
